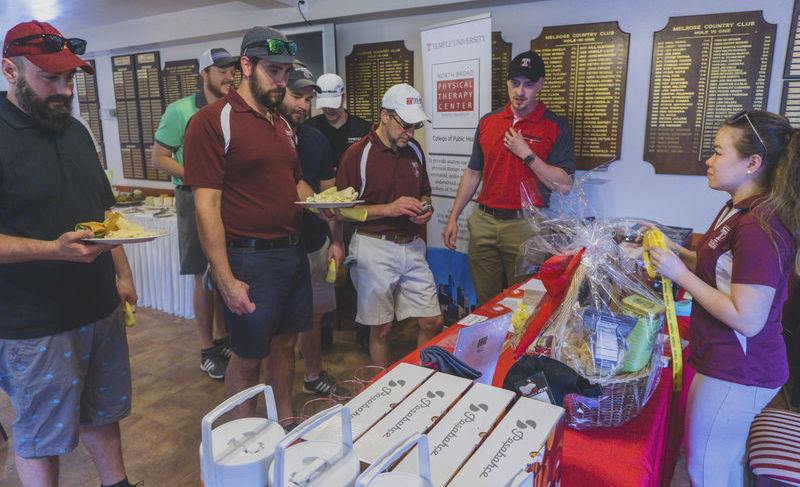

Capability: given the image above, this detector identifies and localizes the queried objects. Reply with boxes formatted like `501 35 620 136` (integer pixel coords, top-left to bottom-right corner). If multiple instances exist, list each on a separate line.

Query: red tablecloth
391 280 691 487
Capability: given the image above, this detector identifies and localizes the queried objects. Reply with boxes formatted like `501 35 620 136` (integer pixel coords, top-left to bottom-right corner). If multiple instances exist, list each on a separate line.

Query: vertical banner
422 13 491 322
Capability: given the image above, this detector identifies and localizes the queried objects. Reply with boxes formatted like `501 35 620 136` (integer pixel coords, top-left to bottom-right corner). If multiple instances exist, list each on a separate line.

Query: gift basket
508 175 667 429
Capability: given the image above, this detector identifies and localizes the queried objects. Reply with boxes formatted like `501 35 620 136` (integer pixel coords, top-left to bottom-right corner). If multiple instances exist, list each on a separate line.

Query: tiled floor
0 305 793 486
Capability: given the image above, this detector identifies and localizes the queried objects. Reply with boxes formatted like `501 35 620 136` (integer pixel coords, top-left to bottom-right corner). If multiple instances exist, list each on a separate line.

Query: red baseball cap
3 21 94 75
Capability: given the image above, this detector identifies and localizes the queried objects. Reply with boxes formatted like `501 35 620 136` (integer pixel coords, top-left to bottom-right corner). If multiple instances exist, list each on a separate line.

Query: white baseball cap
315 73 344 109
381 83 429 124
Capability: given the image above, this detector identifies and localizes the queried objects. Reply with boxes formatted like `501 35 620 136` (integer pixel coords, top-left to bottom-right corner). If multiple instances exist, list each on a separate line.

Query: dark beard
248 79 284 110
207 81 229 100
16 74 74 135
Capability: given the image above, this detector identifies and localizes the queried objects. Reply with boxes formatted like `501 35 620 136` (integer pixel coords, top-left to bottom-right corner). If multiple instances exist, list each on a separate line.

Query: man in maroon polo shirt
336 83 443 367
183 26 323 420
443 50 575 305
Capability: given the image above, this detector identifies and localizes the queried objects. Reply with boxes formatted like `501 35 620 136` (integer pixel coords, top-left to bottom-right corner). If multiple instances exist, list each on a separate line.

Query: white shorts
348 232 441 325
308 237 336 314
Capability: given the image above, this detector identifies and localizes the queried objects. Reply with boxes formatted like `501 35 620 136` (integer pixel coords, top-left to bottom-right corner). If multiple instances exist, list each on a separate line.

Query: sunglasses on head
3 33 87 57
729 110 767 156
391 113 424 131
244 39 298 57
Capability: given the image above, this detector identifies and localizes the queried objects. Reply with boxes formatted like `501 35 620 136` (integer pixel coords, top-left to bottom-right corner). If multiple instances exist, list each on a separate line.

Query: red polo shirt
468 101 574 209
337 127 431 237
690 195 793 388
183 88 303 240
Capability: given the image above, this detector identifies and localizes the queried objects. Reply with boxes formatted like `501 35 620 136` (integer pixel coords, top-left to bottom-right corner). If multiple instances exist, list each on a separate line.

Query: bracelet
522 154 535 165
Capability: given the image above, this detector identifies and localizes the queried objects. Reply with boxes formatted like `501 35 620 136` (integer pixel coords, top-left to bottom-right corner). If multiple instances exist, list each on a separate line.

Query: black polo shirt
0 94 119 339
306 110 371 169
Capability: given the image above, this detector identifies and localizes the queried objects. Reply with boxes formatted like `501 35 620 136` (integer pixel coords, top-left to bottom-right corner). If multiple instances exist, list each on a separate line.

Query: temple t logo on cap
521 58 531 68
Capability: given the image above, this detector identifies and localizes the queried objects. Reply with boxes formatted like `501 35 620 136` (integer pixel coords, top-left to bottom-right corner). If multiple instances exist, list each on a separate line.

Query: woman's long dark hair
723 110 800 275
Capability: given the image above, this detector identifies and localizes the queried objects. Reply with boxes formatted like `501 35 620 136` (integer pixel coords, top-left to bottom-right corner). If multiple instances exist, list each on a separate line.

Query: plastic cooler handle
273 403 353 487
355 432 432 487
200 384 278 487
505 468 534 487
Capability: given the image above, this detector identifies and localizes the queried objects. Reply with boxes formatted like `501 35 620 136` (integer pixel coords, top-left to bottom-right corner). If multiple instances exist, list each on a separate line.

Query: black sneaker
303 370 336 395
200 348 226 380
214 337 232 361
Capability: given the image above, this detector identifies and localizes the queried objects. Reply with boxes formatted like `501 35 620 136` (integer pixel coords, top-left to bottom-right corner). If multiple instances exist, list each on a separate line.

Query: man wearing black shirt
306 72 371 170
0 20 140 487
305 72 372 348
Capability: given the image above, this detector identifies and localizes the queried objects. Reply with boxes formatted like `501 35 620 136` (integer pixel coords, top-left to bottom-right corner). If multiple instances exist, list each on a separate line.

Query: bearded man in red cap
0 21 142 487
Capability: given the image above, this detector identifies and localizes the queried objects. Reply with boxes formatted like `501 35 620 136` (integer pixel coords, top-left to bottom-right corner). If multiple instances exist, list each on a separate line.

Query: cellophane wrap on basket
511 174 667 429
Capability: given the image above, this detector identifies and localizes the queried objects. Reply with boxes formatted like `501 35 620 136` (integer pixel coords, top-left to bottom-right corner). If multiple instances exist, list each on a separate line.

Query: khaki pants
467 208 534 306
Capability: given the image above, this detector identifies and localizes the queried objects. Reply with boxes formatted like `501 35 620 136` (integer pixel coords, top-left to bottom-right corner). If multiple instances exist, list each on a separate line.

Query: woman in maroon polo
650 110 800 487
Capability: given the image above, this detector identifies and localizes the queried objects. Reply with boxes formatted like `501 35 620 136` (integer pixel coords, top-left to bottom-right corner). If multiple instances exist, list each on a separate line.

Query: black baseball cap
507 50 545 83
287 63 321 93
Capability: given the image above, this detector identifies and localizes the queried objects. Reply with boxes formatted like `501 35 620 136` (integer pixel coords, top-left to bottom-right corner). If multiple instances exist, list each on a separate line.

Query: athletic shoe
302 370 336 395
214 337 232 361
200 348 226 380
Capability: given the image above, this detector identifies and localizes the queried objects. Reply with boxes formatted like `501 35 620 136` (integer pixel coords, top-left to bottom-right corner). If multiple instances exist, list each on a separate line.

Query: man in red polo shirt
336 84 443 367
183 26 325 421
443 50 575 305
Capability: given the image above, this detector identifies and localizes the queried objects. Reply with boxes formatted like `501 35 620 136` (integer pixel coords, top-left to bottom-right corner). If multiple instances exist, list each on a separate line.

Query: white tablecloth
119 207 194 319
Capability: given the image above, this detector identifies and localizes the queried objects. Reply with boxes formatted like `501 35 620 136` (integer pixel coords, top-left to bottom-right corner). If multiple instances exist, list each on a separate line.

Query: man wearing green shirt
153 48 236 379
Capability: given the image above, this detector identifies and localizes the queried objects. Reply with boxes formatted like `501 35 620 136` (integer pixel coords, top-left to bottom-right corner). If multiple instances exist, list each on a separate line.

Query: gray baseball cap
240 26 297 64
287 63 321 93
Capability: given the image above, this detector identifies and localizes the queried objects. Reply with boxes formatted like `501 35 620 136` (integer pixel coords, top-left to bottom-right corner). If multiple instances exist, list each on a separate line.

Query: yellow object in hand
123 301 136 327
326 258 337 283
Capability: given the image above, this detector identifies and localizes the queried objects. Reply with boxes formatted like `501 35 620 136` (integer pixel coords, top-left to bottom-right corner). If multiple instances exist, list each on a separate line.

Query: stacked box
354 373 472 464
393 382 516 486
447 396 564 487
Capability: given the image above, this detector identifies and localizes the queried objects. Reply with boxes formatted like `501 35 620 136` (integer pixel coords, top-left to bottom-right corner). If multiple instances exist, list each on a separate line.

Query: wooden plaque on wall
643 11 775 175
345 41 414 125
531 21 630 170
784 0 800 78
491 31 512 111
162 59 201 106
74 59 107 168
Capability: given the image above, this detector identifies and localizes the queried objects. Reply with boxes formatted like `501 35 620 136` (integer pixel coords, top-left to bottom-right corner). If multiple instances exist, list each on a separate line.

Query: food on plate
76 213 155 239
305 186 359 203
115 191 145 203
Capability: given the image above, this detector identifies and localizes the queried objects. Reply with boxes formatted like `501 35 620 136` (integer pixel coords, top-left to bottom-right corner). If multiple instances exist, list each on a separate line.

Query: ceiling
2 0 296 34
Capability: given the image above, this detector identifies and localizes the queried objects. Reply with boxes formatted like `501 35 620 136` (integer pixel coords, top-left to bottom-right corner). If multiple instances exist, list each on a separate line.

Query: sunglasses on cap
392 113 424 131
244 38 298 57
3 33 87 57
729 110 767 156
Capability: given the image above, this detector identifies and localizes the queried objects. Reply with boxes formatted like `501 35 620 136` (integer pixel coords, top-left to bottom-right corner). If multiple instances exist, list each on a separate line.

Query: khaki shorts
0 308 132 458
307 237 336 314
348 232 440 325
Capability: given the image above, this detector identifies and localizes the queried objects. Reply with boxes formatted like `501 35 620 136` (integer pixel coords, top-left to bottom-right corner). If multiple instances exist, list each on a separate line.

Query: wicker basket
561 349 662 429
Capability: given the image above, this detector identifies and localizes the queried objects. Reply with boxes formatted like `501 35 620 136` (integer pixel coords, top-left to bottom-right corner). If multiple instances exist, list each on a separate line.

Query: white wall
2 0 793 230
333 0 793 232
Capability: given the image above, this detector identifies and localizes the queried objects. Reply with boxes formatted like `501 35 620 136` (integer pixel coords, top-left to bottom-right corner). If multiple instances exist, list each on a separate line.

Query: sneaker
214 337 232 361
303 370 336 395
200 348 226 380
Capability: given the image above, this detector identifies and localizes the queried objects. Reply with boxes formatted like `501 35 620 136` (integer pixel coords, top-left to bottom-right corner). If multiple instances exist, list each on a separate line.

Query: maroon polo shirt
468 101 575 208
183 88 303 240
337 127 431 237
689 195 794 388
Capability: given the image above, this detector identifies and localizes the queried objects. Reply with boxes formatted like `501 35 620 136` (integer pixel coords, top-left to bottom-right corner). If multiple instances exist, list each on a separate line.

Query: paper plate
295 200 365 208
82 231 169 245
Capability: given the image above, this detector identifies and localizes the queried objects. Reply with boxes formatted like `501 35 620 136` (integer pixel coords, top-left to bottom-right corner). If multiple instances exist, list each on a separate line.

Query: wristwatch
522 154 535 165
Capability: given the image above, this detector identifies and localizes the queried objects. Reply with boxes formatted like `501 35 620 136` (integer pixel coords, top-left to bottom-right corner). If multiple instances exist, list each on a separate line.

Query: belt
357 230 416 244
478 204 524 220
226 235 301 249
176 185 192 191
